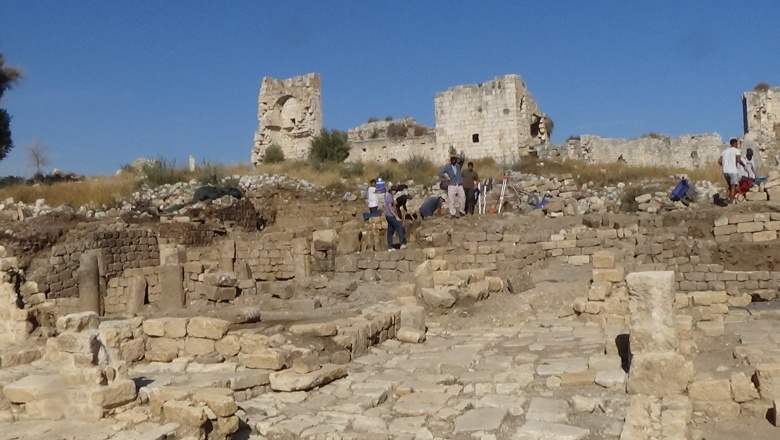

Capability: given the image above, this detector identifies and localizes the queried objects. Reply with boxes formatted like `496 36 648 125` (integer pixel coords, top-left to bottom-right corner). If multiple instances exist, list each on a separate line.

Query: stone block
396 327 426 343
626 352 693 397
185 337 215 356
187 317 230 340
269 363 347 392
420 287 456 311
199 284 237 302
754 364 780 400
692 400 740 420
57 331 100 355
3 375 62 403
691 291 727 306
239 348 286 370
754 230 778 242
162 401 207 427
88 379 137 409
191 388 236 418
688 379 731 401
453 408 508 433
737 222 763 233
588 282 611 301
591 251 615 269
312 229 338 251
399 305 426 332
731 372 760 402
592 267 624 283
626 271 679 354
56 312 100 332
292 354 321 374
202 272 237 287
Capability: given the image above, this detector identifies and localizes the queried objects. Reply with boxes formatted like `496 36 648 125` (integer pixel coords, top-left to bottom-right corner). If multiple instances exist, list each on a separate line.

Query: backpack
439 180 448 191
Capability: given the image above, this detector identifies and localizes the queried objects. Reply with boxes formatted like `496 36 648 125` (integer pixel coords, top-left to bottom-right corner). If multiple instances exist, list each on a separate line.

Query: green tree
309 129 350 163
1 53 22 162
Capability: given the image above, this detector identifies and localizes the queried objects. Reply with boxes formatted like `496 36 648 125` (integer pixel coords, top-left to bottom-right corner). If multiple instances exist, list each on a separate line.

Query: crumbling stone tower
434 74 549 162
743 84 780 159
252 73 323 164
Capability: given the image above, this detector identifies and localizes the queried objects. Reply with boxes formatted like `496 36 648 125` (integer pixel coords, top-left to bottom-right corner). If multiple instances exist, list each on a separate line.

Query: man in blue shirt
419 195 445 219
438 153 466 218
384 185 406 251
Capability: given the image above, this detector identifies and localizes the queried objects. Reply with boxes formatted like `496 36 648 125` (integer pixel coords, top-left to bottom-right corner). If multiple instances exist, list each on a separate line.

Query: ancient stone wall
347 118 437 163
540 134 724 169
743 85 780 147
434 74 548 162
252 73 322 164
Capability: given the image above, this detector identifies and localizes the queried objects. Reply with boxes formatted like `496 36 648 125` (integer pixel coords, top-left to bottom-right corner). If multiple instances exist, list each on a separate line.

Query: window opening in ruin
290 118 296 125
530 120 541 139
472 134 480 143
143 288 150 305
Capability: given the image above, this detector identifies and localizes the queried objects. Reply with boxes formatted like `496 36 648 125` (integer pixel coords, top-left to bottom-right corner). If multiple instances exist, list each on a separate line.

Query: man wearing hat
419 195 445 219
438 153 466 218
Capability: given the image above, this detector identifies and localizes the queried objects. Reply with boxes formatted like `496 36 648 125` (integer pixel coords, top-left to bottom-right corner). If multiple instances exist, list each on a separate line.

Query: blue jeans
363 207 380 221
386 215 405 249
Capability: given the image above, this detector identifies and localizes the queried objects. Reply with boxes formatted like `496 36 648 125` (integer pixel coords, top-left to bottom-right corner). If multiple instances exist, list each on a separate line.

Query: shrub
413 125 427 136
369 129 379 139
620 186 644 212
543 116 555 137
384 116 393 122
140 158 189 187
194 160 226 185
387 122 407 140
367 116 379 123
309 129 351 164
263 144 285 164
755 82 771 92
399 155 436 184
641 132 668 140
566 135 581 142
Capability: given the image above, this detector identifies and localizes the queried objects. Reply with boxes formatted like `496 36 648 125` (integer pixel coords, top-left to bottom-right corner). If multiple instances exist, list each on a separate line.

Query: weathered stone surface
526 397 570 423
731 372 760 402
239 348 287 370
507 269 533 295
88 379 137 409
192 388 237 417
56 312 100 333
215 335 241 358
288 323 338 337
269 363 347 392
186 317 230 340
202 272 238 287
394 392 452 417
3 375 62 403
396 327 426 343
516 420 590 440
292 354 321 374
162 401 207 427
400 305 427 332
754 363 780 400
453 408 508 432
626 271 679 354
688 379 731 401
420 287 456 310
626 352 693 396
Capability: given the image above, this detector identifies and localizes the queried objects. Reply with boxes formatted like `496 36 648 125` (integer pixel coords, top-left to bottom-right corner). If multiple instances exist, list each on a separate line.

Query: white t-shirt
367 187 378 208
740 157 756 179
721 147 741 175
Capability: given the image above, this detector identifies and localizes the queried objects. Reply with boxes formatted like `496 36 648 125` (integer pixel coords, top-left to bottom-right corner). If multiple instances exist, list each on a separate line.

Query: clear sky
1 1 778 177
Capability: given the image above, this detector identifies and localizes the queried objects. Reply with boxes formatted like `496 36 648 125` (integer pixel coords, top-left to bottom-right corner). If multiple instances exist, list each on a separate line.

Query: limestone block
57 331 100 355
626 352 693 396
713 225 737 236
269 363 347 392
146 337 178 362
187 317 230 340
185 337 215 356
336 229 361 254
162 401 207 427
239 333 270 354
199 284 237 302
56 312 100 332
288 323 338 337
692 400 740 420
690 291 727 306
312 229 338 251
119 338 145 362
626 271 679 354
737 222 763 233
88 379 137 409
202 272 238 287
413 260 435 297
191 388 237 418
592 251 615 269
592 268 625 283
506 269 533 294
420 287 456 311
59 366 106 386
754 364 780 400
292 354 321 374
239 348 287 370
396 327 426 343
3 375 62 403
400 306 427 332
754 230 777 242
215 335 240 358
687 379 731 401
731 372 760 402
486 276 504 291
588 282 611 301
158 265 185 311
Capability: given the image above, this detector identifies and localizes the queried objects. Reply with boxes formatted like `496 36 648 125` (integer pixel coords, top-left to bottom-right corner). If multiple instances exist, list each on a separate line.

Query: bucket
376 179 386 194
670 179 690 201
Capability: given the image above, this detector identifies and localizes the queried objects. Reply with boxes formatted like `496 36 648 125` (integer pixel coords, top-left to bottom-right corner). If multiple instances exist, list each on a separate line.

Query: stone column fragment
626 271 679 354
78 251 101 315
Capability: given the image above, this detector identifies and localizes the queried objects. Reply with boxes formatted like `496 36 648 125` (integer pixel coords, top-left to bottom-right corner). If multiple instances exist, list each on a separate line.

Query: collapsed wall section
743 85 780 161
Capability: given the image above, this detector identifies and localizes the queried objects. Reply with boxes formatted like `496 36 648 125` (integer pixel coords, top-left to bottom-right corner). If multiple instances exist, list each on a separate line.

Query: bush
387 122 407 140
755 82 771 92
413 125 427 136
620 186 644 212
140 158 189 188
399 155 436 184
309 129 351 164
367 116 379 123
384 116 393 122
194 160 225 185
263 144 285 164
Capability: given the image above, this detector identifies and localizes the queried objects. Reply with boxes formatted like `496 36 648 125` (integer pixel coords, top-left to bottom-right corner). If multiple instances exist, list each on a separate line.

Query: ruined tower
743 84 780 157
434 74 547 162
252 73 323 165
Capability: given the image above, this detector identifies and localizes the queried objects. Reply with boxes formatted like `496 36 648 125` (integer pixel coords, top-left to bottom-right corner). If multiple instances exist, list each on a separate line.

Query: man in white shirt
363 179 380 221
739 148 757 181
718 138 745 204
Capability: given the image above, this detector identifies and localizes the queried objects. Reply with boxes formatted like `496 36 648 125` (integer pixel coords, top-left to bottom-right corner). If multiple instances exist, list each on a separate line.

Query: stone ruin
744 84 780 161
251 73 323 164
5 188 780 438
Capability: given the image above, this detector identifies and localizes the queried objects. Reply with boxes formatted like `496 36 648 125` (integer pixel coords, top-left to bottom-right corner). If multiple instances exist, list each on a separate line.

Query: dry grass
0 174 138 208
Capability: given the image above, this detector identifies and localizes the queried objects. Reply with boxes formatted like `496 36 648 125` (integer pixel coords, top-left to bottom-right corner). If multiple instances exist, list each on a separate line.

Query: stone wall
543 133 725 169
252 73 322 164
434 74 548 162
348 134 438 163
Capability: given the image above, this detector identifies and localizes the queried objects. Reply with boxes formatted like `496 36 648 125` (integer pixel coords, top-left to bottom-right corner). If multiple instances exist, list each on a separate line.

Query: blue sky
1 1 778 177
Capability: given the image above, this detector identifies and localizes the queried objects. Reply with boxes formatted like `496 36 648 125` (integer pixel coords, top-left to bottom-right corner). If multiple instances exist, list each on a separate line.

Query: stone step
0 345 44 369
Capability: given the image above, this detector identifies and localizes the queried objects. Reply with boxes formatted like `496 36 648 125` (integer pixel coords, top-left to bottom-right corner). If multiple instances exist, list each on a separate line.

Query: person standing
384 185 406 250
363 179 380 221
461 161 480 215
718 138 745 204
438 153 466 218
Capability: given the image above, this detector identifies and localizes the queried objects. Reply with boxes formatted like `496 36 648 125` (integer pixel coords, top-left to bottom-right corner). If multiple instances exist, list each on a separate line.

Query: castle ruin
252 73 322 165
743 84 780 161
